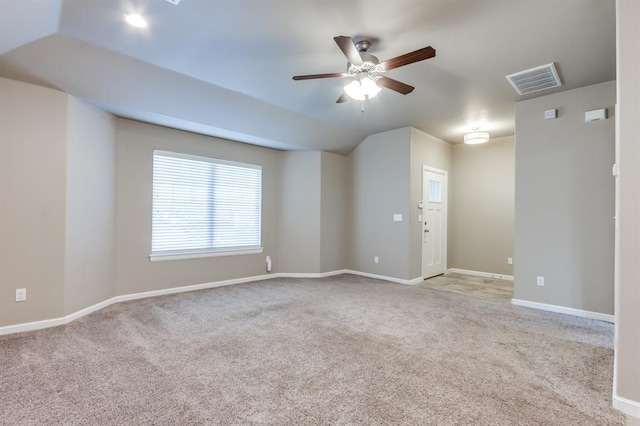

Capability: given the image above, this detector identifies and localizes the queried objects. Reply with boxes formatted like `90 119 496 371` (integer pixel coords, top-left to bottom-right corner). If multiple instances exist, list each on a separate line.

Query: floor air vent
506 63 562 95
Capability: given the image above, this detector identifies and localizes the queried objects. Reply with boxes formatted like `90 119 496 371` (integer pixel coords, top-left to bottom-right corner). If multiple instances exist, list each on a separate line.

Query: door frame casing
422 166 449 279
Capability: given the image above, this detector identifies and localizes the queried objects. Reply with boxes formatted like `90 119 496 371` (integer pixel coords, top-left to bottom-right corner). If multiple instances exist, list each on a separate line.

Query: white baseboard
446 268 514 281
275 270 349 279
613 394 640 418
111 273 277 304
0 269 419 336
511 298 615 323
0 274 278 336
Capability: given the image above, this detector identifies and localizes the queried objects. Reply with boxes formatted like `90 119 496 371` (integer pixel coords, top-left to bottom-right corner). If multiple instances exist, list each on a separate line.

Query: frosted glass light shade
344 77 381 101
464 131 490 144
124 14 148 28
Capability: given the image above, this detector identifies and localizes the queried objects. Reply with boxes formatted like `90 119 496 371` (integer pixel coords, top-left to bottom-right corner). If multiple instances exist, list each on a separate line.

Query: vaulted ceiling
0 0 616 154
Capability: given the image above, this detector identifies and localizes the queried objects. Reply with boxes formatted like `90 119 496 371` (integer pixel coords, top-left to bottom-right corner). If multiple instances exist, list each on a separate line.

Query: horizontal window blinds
152 150 262 255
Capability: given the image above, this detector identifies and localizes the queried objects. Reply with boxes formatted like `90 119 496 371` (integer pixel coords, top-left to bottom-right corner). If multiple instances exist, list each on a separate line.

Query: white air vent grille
165 0 181 5
506 63 562 95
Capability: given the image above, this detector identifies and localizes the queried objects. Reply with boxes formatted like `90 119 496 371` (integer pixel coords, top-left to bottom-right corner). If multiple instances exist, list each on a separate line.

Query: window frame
149 150 263 262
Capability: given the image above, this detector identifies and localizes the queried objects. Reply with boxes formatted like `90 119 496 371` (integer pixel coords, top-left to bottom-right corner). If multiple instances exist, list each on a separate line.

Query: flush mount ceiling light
464 131 490 145
124 13 148 28
344 76 381 101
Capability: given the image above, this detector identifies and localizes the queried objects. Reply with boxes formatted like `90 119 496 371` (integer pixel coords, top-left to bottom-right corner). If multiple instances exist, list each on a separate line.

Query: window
150 150 262 261
428 180 442 203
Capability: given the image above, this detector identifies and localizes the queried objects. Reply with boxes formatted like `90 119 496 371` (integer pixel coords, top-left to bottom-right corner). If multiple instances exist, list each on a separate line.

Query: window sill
149 247 263 262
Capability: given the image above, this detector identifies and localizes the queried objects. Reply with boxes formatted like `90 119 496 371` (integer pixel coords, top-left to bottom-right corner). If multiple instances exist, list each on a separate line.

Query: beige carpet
0 274 626 425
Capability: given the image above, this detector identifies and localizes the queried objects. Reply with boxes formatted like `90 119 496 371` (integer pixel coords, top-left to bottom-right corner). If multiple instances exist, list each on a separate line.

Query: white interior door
422 167 448 279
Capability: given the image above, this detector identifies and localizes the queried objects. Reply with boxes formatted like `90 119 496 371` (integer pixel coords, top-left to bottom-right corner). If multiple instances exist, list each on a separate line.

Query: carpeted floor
0 274 627 425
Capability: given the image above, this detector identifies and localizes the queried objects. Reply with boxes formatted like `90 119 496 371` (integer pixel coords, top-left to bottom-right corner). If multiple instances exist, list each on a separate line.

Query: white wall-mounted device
544 109 557 120
585 108 607 122
266 256 272 273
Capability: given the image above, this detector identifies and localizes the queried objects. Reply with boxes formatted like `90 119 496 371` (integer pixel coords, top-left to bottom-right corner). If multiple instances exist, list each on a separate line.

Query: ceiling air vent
506 63 562 95
165 0 181 5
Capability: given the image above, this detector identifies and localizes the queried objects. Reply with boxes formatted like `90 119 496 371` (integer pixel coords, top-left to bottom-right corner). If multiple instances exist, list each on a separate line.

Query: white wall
514 81 616 315
64 97 116 314
615 0 640 410
450 136 514 276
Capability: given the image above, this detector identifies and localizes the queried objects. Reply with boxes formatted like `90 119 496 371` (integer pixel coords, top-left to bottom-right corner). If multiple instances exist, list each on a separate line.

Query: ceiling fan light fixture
464 131 490 145
124 13 148 28
344 77 381 101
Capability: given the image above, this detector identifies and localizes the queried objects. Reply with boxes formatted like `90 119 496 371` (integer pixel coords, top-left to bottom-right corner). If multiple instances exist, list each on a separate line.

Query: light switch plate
16 288 27 302
393 214 402 222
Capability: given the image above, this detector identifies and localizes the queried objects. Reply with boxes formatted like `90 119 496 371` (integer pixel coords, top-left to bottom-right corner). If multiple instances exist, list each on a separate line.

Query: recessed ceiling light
124 14 148 28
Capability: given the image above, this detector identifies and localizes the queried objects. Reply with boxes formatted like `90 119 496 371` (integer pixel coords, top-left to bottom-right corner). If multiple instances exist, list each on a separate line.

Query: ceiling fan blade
334 36 363 66
292 73 345 80
377 76 415 95
380 46 436 71
336 93 349 103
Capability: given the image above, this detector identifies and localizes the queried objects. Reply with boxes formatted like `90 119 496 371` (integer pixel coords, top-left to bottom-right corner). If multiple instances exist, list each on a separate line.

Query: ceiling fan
293 36 436 104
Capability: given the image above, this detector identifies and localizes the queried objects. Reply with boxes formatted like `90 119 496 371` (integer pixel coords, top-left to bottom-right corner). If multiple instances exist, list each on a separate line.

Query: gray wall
513 81 615 315
0 79 117 325
0 77 67 326
348 128 411 279
279 151 321 273
450 136 514 276
348 127 453 281
64 97 116 314
409 128 453 279
320 152 348 273
115 119 282 295
279 151 349 273
615 0 640 406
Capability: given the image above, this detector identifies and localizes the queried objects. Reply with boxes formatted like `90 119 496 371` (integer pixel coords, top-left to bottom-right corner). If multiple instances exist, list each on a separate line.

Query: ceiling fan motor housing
347 54 381 76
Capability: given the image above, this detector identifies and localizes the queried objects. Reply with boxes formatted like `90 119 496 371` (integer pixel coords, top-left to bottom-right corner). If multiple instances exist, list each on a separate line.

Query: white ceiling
0 0 616 154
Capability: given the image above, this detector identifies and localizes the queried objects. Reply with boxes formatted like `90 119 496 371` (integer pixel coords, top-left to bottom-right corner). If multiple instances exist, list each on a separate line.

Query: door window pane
428 180 442 203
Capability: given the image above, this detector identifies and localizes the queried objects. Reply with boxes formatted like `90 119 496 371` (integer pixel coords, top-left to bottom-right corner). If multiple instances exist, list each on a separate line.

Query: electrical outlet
507 257 513 265
536 276 545 287
374 256 379 264
15 288 27 302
